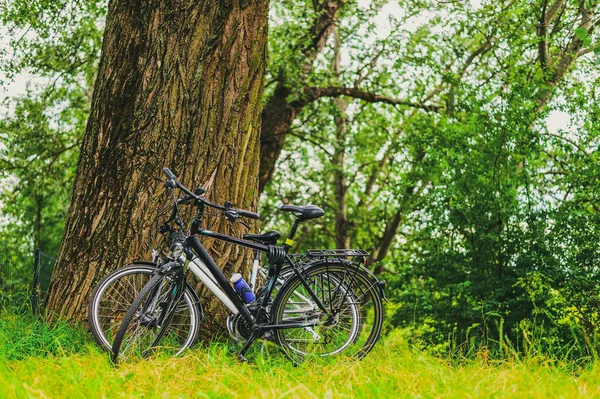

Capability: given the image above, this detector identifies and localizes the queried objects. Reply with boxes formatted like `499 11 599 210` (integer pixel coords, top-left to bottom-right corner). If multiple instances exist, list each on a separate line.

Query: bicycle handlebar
238 209 260 219
162 168 260 220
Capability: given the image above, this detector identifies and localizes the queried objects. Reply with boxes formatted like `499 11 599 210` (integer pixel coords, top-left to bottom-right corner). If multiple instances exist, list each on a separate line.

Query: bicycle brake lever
159 224 172 235
224 210 238 222
238 220 250 229
177 196 193 205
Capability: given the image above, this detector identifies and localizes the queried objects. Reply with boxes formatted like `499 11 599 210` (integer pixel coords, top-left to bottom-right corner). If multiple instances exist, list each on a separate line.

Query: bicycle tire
110 268 200 362
88 264 200 353
271 261 384 362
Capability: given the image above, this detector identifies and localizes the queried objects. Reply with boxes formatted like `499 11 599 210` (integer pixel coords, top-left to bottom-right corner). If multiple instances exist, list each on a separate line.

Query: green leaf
574 27 588 41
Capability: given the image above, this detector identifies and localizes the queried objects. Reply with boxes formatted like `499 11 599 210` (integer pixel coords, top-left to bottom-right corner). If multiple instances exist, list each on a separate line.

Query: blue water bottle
230 273 256 303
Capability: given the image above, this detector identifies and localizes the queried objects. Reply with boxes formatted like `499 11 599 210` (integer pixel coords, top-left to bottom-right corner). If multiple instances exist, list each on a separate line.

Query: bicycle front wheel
88 264 200 355
271 262 384 362
107 267 200 362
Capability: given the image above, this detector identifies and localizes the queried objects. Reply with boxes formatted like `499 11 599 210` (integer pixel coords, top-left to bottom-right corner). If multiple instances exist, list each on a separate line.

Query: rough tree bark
46 0 269 327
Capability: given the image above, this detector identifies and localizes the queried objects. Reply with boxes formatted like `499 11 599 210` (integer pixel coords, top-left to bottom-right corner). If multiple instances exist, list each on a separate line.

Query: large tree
263 0 598 262
46 0 269 322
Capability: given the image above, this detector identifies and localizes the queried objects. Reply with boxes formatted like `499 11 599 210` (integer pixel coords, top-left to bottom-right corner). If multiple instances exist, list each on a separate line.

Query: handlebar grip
238 209 260 220
163 168 177 180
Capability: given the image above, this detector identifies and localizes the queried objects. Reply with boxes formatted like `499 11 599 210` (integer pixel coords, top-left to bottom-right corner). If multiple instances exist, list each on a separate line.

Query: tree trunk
258 0 344 192
46 0 269 327
534 3 596 109
331 28 350 250
258 82 299 193
369 150 426 272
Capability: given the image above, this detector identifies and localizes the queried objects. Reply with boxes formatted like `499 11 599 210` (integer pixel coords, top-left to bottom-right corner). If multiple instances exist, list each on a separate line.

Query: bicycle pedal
237 353 249 363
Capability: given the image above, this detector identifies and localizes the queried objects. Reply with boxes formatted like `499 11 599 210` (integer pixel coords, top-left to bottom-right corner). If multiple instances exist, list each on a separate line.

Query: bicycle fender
300 258 388 302
184 282 205 322
132 260 159 267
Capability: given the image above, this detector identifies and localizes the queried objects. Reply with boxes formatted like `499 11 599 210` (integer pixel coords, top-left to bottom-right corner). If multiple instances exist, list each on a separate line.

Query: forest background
1 0 599 361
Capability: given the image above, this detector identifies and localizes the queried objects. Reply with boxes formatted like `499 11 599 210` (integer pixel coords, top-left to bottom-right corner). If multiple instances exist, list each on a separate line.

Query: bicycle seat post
284 216 304 248
279 204 324 248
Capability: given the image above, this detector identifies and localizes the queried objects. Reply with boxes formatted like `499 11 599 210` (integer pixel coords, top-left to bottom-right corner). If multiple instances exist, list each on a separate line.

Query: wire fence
32 249 57 314
0 245 56 314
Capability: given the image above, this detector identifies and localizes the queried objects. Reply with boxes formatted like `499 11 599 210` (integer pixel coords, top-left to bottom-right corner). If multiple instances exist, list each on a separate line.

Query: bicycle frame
185 233 263 324
186 245 291 316
180 229 330 333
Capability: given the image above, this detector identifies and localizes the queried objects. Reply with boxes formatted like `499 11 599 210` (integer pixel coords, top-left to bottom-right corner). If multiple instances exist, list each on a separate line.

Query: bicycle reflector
356 255 367 265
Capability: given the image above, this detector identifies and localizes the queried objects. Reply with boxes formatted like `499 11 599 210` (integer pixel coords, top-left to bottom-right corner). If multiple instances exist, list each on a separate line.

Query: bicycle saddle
279 204 325 220
243 230 281 244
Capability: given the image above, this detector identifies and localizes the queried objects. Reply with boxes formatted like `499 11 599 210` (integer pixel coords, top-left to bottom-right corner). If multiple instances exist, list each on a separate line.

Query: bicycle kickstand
237 329 261 363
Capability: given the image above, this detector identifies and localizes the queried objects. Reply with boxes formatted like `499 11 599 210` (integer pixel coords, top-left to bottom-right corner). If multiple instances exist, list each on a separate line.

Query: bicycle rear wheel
110 268 200 362
271 261 384 362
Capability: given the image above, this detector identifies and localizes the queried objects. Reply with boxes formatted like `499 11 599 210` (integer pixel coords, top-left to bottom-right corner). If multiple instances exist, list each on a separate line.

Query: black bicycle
91 168 385 363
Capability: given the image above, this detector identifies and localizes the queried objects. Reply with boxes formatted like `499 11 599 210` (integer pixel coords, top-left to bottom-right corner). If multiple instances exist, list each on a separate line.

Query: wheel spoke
273 263 384 362
89 266 198 358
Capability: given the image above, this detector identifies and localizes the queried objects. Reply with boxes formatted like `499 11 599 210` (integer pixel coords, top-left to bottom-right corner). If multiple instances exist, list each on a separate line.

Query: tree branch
458 41 493 79
288 131 333 158
534 1 597 108
547 0 565 22
300 86 443 111
538 0 566 69
300 0 345 68
541 131 590 156
537 0 550 69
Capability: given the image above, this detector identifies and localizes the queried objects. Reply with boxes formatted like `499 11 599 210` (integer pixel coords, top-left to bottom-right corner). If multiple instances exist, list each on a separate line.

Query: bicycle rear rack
305 249 369 257
287 249 370 267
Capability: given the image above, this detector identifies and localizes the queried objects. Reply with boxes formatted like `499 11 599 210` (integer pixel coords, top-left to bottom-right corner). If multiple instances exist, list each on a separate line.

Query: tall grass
397 314 599 369
1 314 600 398
0 311 87 360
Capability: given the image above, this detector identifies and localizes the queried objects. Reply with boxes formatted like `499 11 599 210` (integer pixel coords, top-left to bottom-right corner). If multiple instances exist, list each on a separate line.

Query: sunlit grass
1 314 600 398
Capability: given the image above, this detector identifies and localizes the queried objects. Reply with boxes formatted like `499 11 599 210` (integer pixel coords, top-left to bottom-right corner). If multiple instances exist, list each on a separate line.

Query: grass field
1 314 600 398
